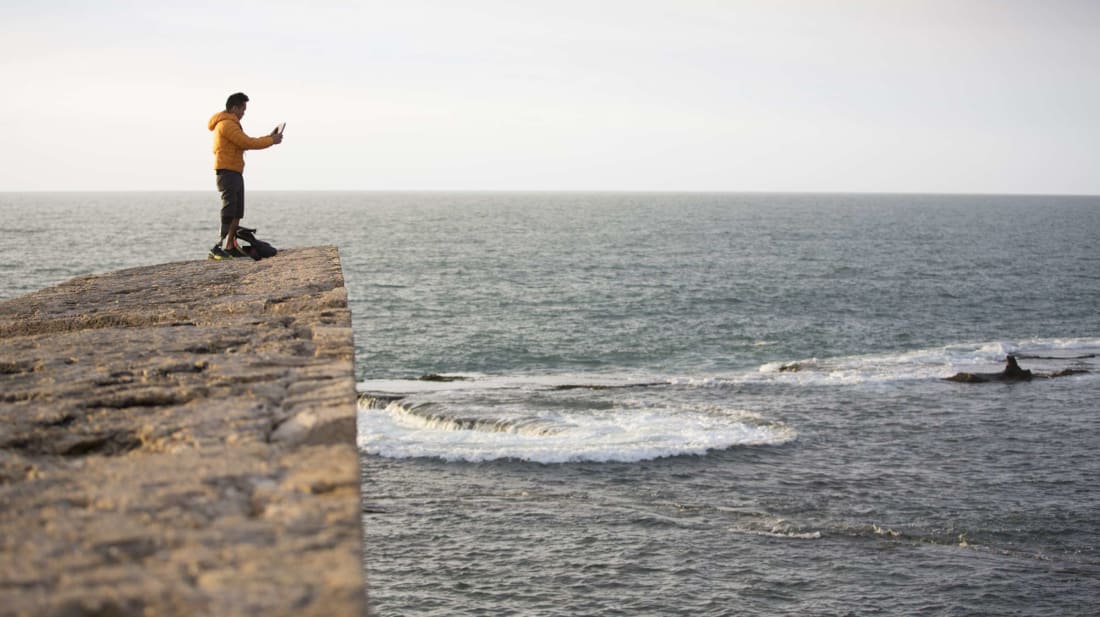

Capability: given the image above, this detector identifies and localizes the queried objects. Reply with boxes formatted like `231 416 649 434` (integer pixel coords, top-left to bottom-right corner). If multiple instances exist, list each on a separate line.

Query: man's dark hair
225 92 249 110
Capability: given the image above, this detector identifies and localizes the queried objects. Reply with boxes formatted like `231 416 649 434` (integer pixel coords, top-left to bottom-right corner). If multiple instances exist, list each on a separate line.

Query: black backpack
236 226 278 260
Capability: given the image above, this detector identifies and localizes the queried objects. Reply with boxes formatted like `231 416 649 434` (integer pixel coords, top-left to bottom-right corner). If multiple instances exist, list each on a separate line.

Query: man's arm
221 121 276 150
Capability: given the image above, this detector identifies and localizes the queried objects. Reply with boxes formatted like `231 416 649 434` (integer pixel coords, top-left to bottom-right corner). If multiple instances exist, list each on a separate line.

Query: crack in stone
84 391 191 410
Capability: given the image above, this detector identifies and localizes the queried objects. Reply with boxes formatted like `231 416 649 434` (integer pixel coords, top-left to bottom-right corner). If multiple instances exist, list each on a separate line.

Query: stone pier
0 247 366 616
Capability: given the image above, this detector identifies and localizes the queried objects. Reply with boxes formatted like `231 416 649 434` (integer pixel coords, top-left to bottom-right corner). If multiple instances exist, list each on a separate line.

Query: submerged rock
419 373 470 382
946 355 1088 383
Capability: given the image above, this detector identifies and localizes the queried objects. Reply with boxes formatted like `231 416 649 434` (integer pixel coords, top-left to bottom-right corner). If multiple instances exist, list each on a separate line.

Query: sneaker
208 245 232 260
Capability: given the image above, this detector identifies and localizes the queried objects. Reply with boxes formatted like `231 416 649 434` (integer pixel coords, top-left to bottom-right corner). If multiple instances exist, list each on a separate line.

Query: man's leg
225 218 240 250
218 171 245 250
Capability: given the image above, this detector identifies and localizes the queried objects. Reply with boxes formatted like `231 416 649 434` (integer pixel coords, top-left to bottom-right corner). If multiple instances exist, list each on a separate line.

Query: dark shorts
216 169 245 226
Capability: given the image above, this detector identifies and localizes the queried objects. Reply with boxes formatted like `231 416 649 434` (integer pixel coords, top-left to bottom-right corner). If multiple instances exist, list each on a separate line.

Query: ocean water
2 192 1099 615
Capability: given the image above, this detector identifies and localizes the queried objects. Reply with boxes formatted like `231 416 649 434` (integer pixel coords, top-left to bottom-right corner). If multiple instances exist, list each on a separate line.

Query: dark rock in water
419 373 470 382
1050 368 1089 378
946 355 1031 383
552 382 666 391
1015 353 1096 360
778 362 804 373
946 355 1088 383
1002 355 1033 380
945 372 988 383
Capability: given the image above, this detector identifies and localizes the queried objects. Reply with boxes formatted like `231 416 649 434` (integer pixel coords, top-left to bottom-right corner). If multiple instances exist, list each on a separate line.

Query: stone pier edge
0 246 367 616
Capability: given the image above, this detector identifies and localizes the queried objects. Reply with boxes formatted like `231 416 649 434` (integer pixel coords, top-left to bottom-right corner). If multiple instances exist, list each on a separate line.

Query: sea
2 191 1099 615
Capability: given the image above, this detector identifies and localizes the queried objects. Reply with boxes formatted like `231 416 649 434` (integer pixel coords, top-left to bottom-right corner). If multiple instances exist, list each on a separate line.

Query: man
207 92 283 260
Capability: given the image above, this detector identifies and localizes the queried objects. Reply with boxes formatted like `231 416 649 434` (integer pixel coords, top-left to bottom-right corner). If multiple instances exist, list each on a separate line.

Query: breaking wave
751 337 1100 386
359 396 563 436
356 338 1096 463
356 376 796 464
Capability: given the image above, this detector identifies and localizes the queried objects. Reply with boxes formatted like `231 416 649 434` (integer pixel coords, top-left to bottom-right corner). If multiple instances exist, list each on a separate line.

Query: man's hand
271 129 284 144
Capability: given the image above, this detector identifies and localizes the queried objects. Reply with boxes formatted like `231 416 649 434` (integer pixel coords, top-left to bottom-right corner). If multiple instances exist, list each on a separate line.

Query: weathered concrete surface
0 247 365 616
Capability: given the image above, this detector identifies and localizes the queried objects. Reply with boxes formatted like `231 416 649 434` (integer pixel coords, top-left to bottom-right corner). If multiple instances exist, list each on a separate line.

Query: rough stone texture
0 247 366 616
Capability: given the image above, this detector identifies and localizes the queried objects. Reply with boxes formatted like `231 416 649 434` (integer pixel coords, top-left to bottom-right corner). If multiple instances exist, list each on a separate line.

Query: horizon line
2 188 1100 198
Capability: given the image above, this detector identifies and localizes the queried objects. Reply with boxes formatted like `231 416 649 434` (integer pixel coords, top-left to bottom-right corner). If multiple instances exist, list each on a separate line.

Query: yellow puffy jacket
208 111 274 172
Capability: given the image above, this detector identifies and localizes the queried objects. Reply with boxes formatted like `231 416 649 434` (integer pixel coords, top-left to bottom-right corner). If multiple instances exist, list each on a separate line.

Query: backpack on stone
236 226 278 260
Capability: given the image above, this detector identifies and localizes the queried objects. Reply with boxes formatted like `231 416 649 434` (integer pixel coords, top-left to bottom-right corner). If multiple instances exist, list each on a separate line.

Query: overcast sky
2 1 1098 194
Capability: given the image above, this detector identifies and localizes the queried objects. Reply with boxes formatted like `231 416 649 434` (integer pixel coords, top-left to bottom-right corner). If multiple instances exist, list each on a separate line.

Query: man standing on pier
207 92 283 260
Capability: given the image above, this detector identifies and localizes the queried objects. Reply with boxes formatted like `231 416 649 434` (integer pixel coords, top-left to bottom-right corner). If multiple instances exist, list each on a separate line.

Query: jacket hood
208 111 238 131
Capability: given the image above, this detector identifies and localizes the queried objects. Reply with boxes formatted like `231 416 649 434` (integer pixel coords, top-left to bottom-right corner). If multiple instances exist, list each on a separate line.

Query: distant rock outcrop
0 247 366 616
945 355 1088 383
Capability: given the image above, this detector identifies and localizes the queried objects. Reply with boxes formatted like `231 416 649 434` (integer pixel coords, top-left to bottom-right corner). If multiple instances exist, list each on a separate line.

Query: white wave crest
357 396 795 464
751 337 1100 386
729 517 822 540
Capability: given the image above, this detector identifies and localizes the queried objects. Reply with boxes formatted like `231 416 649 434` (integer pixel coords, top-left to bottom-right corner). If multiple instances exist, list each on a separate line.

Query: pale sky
2 0 1098 194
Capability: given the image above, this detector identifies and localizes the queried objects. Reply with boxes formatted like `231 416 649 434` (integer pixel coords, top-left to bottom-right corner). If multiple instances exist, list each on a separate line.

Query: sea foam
356 385 795 464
